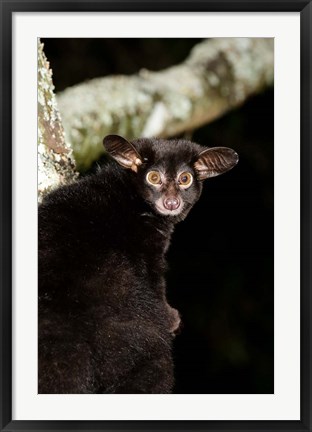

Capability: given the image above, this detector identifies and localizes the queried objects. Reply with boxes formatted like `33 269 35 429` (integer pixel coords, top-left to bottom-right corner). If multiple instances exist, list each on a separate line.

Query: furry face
135 148 203 220
144 168 197 217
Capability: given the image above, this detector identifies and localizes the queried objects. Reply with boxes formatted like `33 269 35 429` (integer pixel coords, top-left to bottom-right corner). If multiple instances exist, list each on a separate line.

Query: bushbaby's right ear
103 135 143 173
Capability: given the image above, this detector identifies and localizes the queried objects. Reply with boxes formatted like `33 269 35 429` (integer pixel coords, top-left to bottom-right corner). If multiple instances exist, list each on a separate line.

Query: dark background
42 38 274 394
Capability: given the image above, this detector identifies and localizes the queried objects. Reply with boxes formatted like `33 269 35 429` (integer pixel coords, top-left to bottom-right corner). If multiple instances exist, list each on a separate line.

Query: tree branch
57 38 274 171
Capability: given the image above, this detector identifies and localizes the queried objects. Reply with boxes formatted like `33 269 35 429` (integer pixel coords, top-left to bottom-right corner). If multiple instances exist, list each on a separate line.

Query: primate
38 135 238 394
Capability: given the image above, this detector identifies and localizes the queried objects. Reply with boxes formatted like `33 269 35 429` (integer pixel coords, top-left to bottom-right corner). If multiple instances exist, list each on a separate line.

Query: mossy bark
38 39 78 202
57 38 274 171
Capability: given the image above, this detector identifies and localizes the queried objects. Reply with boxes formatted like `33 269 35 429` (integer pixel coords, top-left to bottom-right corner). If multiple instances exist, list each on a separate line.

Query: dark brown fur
38 136 238 393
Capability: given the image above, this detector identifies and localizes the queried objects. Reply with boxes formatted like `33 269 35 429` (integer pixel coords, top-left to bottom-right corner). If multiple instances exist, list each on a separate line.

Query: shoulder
40 163 123 207
38 162 138 226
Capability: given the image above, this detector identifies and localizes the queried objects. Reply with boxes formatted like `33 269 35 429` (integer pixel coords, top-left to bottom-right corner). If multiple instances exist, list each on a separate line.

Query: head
103 135 238 221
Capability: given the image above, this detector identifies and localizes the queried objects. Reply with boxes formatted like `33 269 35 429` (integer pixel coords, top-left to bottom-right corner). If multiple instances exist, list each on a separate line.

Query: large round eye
146 170 162 186
178 172 193 188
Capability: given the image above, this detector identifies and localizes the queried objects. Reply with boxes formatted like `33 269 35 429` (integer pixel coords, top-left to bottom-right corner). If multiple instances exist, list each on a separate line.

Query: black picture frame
1 1 311 431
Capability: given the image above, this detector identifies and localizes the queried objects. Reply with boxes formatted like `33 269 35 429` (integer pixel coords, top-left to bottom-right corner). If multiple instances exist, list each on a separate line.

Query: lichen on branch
57 38 274 171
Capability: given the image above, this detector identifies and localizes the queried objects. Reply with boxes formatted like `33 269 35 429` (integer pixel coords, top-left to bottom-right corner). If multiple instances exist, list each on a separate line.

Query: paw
167 306 181 335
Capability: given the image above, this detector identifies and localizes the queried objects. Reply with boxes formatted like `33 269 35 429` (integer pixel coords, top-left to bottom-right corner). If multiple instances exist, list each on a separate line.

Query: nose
163 197 180 211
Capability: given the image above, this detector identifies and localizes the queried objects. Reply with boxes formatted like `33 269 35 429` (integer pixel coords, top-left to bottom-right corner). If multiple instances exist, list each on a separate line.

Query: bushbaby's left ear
194 147 239 180
103 135 143 173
